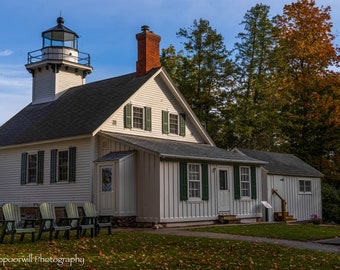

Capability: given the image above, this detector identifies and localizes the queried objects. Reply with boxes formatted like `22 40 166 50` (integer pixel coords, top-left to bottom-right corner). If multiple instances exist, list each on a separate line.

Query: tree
161 19 233 141
274 0 340 182
223 4 285 150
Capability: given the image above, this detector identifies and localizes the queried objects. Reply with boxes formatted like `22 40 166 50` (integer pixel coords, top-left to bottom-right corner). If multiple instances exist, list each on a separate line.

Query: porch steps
274 212 298 223
218 214 241 224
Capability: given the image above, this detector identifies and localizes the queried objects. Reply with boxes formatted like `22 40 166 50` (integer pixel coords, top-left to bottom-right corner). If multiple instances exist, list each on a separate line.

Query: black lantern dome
42 17 79 50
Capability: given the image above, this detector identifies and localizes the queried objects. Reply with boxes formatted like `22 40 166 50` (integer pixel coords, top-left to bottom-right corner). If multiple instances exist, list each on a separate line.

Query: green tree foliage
161 19 233 142
223 4 287 150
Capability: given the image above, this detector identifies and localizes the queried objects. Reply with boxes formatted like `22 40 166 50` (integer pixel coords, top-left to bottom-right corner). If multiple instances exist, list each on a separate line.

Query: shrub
322 182 340 223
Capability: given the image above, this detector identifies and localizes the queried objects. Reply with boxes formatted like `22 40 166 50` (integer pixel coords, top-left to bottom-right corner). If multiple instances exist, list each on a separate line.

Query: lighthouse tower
26 17 92 105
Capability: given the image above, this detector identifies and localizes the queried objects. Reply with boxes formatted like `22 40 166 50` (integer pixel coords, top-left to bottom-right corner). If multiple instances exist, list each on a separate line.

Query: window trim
240 166 251 198
162 110 186 136
132 105 145 130
58 149 69 182
187 163 202 201
299 180 312 194
169 113 179 135
27 153 38 184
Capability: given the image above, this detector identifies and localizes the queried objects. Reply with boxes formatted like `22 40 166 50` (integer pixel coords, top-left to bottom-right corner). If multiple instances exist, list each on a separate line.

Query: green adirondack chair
37 203 72 241
83 202 112 235
0 203 36 244
65 203 95 238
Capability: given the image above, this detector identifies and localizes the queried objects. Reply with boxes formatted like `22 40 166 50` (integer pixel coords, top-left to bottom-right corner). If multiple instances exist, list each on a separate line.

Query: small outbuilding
234 148 323 222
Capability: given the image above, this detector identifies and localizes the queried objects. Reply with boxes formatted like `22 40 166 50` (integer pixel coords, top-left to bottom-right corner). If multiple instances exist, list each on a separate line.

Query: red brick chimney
136 25 161 77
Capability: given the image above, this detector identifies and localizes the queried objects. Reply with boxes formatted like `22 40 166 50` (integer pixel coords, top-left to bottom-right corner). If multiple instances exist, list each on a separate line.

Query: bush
322 182 340 223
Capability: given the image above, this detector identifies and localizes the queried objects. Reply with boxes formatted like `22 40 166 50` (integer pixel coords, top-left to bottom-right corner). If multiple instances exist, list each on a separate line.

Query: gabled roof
101 131 266 165
0 68 160 147
234 148 323 177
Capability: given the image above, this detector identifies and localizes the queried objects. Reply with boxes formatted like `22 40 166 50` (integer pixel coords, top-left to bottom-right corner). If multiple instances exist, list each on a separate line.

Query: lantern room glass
43 31 78 49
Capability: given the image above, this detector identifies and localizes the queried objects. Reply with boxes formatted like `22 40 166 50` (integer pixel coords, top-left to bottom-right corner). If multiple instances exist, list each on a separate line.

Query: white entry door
98 165 115 214
217 167 231 213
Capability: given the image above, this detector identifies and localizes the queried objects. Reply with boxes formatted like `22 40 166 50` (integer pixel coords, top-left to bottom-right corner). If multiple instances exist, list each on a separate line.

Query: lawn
0 229 339 269
189 223 340 241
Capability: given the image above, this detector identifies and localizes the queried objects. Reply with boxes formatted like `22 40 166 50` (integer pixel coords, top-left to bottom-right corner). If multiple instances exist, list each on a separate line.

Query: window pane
219 170 228 190
133 107 144 129
58 151 68 181
102 168 112 192
169 114 178 134
27 154 37 183
240 167 250 197
188 164 201 198
299 180 304 192
305 181 311 192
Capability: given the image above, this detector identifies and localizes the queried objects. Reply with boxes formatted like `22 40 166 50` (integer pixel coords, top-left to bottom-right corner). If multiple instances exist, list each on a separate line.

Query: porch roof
100 132 266 165
94 151 135 162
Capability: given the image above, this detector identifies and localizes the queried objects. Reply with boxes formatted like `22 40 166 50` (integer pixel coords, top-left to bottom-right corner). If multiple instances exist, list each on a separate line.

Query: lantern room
42 17 79 49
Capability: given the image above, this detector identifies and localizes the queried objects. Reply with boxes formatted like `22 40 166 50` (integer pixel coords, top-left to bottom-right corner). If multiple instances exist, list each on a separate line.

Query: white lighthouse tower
26 17 93 105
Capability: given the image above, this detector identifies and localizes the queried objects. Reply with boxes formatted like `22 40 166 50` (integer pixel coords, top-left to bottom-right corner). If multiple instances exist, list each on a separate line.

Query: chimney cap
141 25 150 32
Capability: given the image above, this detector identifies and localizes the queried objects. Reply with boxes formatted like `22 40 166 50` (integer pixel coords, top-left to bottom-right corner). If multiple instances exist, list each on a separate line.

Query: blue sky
1 0 340 126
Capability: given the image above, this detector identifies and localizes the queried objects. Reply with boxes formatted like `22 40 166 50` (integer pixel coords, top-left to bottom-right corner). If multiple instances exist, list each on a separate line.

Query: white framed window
240 166 251 197
299 180 312 194
133 106 144 129
162 111 186 136
169 113 179 134
58 150 69 181
188 163 201 199
27 154 37 183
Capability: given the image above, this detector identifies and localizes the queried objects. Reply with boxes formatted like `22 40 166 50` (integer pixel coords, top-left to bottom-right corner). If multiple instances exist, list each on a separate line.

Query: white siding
159 162 263 223
0 137 93 207
266 174 322 221
98 74 205 143
32 67 85 104
56 68 84 97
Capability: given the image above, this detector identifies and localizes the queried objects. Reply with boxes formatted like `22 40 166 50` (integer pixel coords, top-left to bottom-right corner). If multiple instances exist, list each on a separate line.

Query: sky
1 0 340 126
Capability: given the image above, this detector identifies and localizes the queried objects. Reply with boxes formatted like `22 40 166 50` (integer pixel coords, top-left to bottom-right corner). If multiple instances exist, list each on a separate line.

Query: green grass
189 223 340 241
0 229 339 269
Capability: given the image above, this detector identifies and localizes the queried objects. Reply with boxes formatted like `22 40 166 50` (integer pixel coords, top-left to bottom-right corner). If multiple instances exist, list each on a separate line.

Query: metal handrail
27 49 91 66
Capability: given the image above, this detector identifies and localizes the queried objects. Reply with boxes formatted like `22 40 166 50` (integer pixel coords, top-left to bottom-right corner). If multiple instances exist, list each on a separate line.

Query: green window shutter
251 166 257 199
233 165 240 199
162 110 169 134
202 163 209 200
124 104 132 128
69 147 76 182
21 152 27 185
50 149 57 183
37 151 44 184
179 114 186 136
179 162 188 201
145 107 152 131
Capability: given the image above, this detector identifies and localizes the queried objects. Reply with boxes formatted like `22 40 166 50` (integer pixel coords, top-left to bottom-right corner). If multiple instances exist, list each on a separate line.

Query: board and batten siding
266 174 322 221
159 161 263 223
0 137 93 207
98 135 159 221
98 74 205 144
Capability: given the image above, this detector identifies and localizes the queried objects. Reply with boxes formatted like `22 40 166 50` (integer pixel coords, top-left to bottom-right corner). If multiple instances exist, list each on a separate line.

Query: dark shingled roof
0 69 159 147
101 132 266 164
235 148 323 177
94 151 135 162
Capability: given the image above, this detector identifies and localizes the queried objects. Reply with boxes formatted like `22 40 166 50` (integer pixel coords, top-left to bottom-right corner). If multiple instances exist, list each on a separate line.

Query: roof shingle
0 69 159 147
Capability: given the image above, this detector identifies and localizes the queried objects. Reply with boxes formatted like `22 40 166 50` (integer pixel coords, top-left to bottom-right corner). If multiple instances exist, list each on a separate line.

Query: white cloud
0 50 13 57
